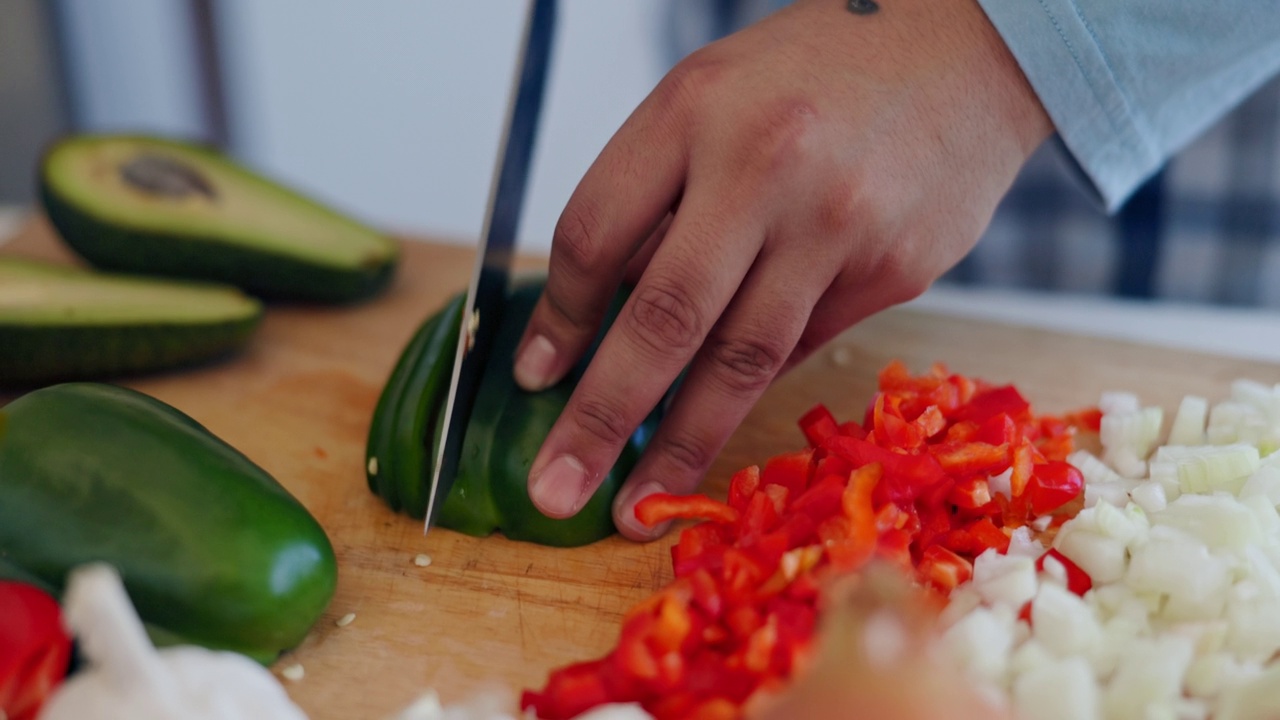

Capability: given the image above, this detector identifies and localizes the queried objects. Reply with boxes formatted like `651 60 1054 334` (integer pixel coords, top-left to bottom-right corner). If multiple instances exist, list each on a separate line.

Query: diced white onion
904 379 1280 719
1012 656 1100 720
1168 395 1209 447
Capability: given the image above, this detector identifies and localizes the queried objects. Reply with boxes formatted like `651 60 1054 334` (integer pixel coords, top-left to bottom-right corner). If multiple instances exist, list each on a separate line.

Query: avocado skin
0 383 338 663
0 255 264 387
0 320 261 387
38 137 399 304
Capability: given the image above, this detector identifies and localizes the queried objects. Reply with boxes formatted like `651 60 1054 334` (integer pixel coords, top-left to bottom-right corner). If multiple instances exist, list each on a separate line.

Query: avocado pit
120 153 217 200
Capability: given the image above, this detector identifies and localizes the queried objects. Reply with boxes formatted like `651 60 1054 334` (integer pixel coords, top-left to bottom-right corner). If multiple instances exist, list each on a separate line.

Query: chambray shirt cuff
975 0 1161 213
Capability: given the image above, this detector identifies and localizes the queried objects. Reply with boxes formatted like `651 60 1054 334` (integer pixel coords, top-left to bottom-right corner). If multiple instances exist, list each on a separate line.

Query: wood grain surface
4 218 1279 718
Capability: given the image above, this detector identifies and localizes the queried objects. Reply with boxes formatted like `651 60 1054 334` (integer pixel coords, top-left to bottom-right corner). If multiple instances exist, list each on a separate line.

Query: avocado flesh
0 256 263 385
40 134 399 303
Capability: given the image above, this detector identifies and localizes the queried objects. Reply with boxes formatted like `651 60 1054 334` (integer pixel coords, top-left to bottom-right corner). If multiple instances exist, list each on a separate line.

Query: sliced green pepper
365 292 464 516
367 278 659 547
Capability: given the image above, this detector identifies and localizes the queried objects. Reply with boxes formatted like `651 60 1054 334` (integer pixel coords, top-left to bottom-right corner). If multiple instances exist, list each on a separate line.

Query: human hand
517 0 1052 539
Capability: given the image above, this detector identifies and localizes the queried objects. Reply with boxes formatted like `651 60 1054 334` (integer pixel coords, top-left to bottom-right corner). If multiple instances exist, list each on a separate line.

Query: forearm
977 0 1280 210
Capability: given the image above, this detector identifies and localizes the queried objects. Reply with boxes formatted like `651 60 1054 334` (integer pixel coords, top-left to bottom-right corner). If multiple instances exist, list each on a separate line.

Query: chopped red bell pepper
798 403 839 447
760 449 814 499
1063 407 1104 433
917 545 974 593
952 385 1031 425
948 475 993 511
0 582 72 720
636 494 740 527
526 361 1098 720
1025 461 1085 515
930 441 1010 476
1037 549 1093 596
726 465 760 512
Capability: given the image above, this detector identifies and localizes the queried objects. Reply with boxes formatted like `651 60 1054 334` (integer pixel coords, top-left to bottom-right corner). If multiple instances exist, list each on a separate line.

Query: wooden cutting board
4 218 1279 718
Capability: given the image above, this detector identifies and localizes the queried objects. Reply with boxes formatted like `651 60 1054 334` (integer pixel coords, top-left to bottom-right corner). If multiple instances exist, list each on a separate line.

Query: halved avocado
39 134 399 303
0 256 262 385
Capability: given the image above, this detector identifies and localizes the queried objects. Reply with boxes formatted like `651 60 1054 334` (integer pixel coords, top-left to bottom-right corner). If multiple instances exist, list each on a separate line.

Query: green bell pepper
367 278 659 547
0 383 337 663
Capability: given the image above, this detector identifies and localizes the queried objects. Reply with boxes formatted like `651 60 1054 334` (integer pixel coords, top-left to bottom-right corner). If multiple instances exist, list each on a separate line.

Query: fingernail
515 334 557 391
617 481 668 541
529 454 588 518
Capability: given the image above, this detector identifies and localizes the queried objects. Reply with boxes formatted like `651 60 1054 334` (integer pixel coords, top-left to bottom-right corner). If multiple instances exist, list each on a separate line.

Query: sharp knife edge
423 0 558 532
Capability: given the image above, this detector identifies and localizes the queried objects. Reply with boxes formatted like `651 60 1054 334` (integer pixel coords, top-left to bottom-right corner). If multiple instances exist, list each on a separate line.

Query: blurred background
3 0 1279 313
0 0 670 250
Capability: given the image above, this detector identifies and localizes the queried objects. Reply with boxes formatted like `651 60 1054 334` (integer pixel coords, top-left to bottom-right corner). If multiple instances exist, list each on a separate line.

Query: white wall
56 0 207 138
214 1 670 251
56 1 671 252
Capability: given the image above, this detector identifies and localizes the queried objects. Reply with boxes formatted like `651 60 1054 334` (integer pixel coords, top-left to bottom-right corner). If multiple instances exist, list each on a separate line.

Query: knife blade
424 0 558 532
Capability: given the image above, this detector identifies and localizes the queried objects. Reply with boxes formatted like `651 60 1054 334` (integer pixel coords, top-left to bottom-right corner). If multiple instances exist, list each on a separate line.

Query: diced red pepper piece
1064 406 1103 433
815 464 878 571
722 548 769 603
813 453 853 482
686 698 739 720
876 359 917 392
948 371 979 410
872 394 921 449
914 497 955 553
790 473 847 523
763 484 790 515
976 413 1018 446
873 502 911 533
823 436 947 505
837 420 868 439
876 528 914 569
687 569 722 619
952 385 1031 425
740 491 781 539
1025 460 1084 515
917 545 974 593
636 494 739 528
944 420 980 443
1009 440 1035 497
727 465 761 512
1037 548 1093 596
798 403 839 448
913 405 947 440
673 523 729 576
0 582 72 720
1036 434 1076 462
930 441 1010 476
761 448 815 499
948 476 993 510
964 517 1011 554
522 659 613 720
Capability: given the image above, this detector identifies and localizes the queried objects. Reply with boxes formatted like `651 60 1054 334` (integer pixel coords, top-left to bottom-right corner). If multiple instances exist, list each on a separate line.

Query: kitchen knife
424 0 558 532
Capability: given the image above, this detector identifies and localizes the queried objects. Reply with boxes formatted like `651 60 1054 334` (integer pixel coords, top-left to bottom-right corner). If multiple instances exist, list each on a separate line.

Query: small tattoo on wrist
847 0 880 15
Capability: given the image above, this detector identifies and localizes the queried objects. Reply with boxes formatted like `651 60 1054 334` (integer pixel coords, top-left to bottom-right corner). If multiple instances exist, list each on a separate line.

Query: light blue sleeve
975 1 1280 212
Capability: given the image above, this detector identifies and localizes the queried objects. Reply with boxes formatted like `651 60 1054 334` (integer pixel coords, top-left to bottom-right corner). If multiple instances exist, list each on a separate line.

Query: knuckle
627 280 705 355
552 201 607 279
748 99 820 176
873 248 932 305
812 178 863 238
652 51 724 119
706 333 788 395
653 429 717 476
570 393 634 448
